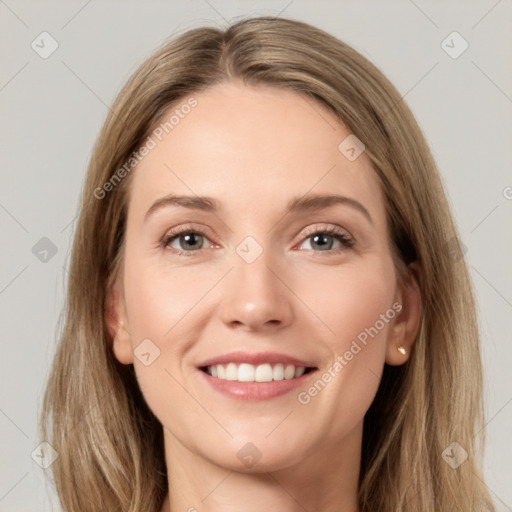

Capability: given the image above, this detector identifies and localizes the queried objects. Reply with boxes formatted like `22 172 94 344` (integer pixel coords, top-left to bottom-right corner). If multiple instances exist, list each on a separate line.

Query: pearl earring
397 346 406 355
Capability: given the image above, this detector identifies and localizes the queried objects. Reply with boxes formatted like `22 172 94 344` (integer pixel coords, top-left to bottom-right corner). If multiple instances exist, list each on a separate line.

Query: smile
201 363 315 382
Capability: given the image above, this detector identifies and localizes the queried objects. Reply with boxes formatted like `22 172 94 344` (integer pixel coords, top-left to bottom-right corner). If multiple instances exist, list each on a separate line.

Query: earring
397 346 406 355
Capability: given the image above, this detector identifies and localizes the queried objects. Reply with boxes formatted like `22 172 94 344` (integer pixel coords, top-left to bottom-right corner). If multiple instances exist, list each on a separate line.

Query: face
109 81 419 473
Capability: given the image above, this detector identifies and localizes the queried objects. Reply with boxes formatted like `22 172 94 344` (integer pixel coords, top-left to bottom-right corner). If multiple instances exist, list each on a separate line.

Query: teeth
273 363 284 381
238 363 255 382
284 364 295 380
255 363 273 382
204 363 309 382
294 366 305 378
226 363 238 381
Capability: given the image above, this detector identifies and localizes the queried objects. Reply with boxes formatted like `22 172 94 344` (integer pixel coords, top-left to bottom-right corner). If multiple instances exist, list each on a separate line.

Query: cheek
293 256 396 351
291 259 396 438
121 256 210 427
123 253 212 341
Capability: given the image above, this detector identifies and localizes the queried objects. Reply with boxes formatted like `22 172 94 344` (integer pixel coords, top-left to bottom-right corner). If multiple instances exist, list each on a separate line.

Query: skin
107 81 421 512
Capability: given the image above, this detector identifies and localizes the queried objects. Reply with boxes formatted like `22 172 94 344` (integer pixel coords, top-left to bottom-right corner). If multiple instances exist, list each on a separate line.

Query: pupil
312 234 332 250
181 233 202 250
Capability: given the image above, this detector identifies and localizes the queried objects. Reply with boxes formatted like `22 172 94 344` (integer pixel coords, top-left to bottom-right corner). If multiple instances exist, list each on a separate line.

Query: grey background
1 1 511 510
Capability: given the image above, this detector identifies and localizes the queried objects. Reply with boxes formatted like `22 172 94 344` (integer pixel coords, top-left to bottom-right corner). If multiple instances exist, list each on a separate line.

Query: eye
297 226 354 253
160 224 354 257
161 226 213 255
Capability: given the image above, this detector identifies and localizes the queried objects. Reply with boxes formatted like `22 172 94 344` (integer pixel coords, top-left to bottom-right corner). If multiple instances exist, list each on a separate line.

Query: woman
39 16 495 512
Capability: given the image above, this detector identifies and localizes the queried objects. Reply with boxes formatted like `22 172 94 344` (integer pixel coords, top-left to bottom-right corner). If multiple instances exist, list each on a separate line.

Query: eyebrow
144 193 373 225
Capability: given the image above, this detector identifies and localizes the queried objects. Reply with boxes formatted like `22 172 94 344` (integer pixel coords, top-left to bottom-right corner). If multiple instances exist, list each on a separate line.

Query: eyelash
160 224 355 257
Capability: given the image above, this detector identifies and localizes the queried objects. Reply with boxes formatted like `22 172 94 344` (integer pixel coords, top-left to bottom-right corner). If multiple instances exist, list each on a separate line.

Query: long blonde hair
39 16 495 512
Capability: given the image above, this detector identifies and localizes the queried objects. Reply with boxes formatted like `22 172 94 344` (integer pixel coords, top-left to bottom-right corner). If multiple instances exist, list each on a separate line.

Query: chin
199 435 310 473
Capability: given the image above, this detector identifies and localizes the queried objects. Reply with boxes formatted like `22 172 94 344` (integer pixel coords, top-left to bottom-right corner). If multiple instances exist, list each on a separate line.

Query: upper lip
198 351 316 368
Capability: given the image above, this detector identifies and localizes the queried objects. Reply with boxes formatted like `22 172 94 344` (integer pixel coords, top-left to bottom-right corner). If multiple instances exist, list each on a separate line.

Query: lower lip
197 368 317 401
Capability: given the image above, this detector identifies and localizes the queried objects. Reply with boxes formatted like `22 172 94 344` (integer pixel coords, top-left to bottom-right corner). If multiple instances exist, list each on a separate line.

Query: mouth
196 351 318 400
199 363 317 383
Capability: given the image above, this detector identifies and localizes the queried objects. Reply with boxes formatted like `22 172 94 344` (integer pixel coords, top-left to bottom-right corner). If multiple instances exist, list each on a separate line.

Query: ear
385 262 422 366
105 274 134 365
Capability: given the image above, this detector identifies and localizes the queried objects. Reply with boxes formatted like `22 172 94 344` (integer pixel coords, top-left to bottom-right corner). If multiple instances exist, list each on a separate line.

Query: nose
219 247 294 333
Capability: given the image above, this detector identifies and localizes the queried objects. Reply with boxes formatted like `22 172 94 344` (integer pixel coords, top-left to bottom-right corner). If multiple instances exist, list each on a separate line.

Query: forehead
128 81 385 224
